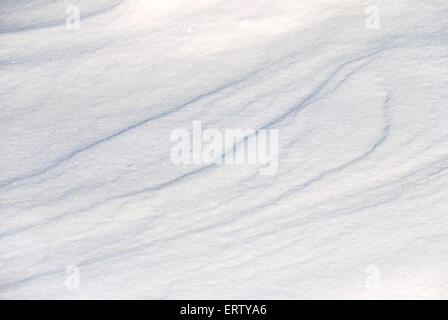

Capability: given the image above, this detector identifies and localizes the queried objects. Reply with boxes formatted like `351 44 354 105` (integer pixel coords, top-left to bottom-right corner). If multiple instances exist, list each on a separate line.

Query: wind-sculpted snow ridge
1 0 447 299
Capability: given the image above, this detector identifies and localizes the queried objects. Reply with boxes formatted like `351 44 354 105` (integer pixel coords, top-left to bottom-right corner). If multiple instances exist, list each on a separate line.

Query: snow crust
1 0 447 299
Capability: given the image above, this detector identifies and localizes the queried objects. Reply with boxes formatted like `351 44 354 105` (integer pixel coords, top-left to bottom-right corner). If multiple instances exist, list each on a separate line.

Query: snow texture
1 0 448 299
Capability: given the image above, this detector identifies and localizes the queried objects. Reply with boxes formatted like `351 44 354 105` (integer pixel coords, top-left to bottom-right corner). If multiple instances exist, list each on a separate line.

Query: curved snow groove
0 46 418 294
2 0 448 299
275 96 392 203
240 163 448 249
0 40 109 70
0 39 316 189
0 49 389 240
120 48 391 197
0 40 362 190
9 152 445 292
0 70 258 189
0 0 124 35
3 160 448 292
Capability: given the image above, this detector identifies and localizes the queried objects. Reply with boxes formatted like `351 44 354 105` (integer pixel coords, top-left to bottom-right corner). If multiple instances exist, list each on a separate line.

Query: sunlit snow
1 0 447 299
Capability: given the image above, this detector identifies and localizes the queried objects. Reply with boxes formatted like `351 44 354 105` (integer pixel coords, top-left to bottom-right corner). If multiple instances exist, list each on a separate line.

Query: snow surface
1 0 448 299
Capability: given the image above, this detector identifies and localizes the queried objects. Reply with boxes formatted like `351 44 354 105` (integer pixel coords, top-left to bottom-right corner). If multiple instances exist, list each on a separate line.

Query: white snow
1 0 447 299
